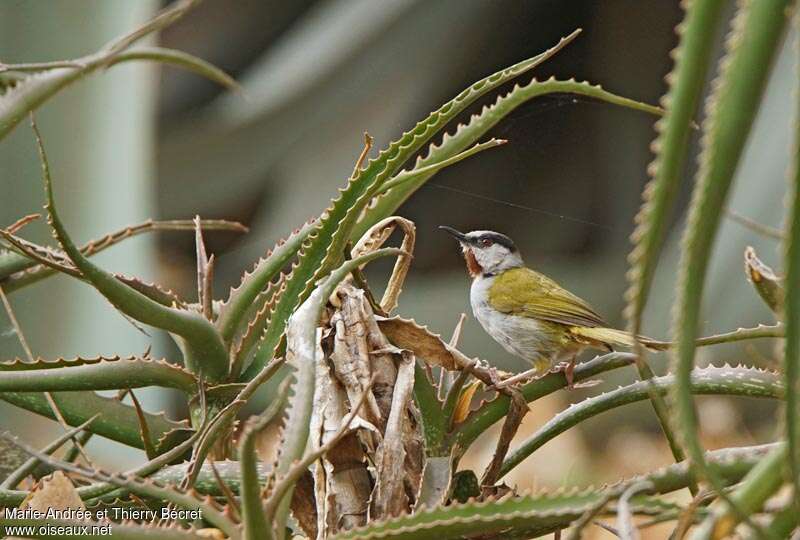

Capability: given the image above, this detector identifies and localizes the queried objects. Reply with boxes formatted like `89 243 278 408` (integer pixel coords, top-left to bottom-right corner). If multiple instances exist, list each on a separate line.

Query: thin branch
351 132 374 178
726 208 784 240
480 388 528 489
6 213 40 234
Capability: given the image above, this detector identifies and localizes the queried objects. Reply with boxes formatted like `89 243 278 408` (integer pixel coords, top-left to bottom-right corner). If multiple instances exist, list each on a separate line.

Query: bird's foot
553 360 601 389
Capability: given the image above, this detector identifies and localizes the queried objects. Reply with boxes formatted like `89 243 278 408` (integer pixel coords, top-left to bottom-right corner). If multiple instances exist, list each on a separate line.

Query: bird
439 226 666 387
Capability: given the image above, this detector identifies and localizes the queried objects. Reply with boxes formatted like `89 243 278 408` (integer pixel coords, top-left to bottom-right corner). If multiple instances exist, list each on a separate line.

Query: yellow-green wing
488 267 607 328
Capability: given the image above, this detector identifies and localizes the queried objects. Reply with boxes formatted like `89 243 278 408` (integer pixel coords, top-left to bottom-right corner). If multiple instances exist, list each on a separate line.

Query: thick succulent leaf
0 356 197 394
0 390 187 450
238 383 289 540
624 0 726 335
230 272 288 377
621 0 729 476
34 123 229 382
328 444 776 540
670 0 791 495
242 31 581 380
108 46 239 91
0 0 234 141
500 365 783 479
785 24 800 511
454 352 635 452
273 248 404 536
217 222 313 344
355 77 664 240
412 362 446 456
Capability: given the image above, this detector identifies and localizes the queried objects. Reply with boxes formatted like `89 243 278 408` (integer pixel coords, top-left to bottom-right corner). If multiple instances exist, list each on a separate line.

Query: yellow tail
569 327 669 351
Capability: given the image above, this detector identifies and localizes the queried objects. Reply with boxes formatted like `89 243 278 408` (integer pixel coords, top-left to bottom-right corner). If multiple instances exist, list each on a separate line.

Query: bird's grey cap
438 226 517 252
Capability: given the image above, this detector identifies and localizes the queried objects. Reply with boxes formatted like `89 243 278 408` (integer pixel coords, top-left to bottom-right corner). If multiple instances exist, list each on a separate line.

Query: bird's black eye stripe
476 232 517 252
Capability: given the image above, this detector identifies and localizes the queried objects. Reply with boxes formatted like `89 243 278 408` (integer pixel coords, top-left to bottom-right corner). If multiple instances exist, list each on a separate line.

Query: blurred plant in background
0 0 798 538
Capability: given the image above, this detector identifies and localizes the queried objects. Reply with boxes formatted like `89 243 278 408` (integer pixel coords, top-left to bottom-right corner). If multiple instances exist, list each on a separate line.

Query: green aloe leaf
216 222 313 344
33 121 229 382
499 365 783 479
2 431 239 538
0 391 187 450
625 0 726 335
413 362 446 456
785 17 800 508
0 357 197 394
623 0 728 479
670 0 791 502
0 0 236 141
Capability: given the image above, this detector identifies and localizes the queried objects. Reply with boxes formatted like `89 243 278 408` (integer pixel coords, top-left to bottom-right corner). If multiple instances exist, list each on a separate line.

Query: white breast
469 274 556 369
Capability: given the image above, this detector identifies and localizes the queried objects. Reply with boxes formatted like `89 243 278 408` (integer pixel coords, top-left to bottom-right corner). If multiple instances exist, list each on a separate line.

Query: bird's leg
553 355 577 389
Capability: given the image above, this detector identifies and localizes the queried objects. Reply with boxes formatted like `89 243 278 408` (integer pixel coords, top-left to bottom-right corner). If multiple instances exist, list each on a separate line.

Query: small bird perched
440 226 665 387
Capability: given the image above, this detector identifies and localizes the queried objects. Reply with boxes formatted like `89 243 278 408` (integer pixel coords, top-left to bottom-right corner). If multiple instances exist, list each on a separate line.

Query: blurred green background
0 2 789 534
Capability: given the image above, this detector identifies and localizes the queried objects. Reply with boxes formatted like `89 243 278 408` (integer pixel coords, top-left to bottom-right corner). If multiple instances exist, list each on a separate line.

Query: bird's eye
480 238 493 247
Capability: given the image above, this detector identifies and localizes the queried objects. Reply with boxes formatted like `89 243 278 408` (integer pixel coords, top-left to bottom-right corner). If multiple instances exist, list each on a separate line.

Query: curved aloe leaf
413 362 446 455
623 0 728 477
0 357 197 394
329 444 777 540
454 352 635 452
242 30 582 380
500 365 783 479
273 247 404 539
34 122 229 382
0 391 186 450
355 77 664 240
0 0 234 141
108 47 239 91
230 272 288 377
670 0 791 500
785 20 800 512
216 222 313 344
624 0 725 335
238 382 289 540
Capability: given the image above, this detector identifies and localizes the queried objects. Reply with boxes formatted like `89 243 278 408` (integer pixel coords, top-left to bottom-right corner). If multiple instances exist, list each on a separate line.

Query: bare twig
6 213 40 234
480 388 528 489
726 208 784 240
351 132 374 178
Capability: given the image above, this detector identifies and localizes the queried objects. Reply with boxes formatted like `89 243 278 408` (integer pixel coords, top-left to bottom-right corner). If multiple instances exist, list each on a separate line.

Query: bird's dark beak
438 225 468 243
